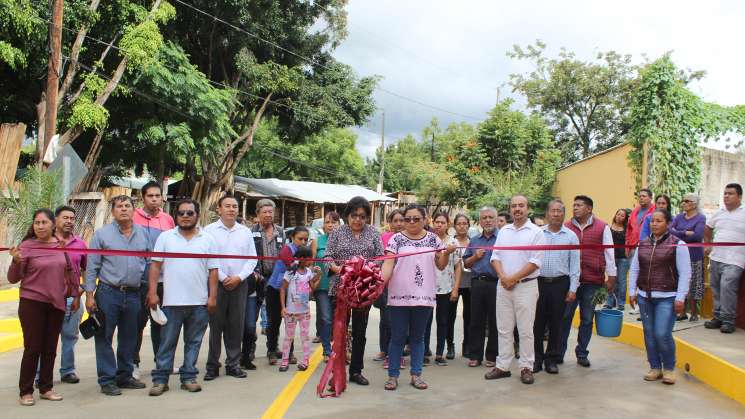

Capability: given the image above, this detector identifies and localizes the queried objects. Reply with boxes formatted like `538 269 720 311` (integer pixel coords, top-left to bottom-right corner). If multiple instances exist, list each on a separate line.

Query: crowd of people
5 180 745 405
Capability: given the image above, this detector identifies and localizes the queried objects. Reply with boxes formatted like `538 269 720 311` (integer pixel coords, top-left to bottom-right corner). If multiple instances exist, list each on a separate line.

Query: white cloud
335 0 745 156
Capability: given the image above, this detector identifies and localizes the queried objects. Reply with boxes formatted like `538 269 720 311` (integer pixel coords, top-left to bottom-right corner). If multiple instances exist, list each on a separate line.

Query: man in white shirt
486 195 545 385
147 199 219 396
204 195 258 379
704 183 745 334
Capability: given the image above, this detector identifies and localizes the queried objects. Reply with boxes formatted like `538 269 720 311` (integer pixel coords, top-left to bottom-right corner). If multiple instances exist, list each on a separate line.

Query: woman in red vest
629 209 691 385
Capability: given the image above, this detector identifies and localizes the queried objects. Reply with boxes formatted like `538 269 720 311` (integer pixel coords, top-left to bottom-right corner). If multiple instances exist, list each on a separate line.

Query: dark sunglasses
177 210 196 217
403 216 422 223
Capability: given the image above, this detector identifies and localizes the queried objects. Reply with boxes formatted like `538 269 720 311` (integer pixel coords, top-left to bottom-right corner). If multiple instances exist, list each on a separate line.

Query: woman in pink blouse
381 205 455 390
8 209 78 406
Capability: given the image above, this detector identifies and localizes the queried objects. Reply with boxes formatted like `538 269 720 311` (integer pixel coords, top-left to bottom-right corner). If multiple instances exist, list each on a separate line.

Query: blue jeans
60 296 83 376
637 295 676 370
387 306 432 378
93 284 141 386
560 283 600 360
314 290 332 355
241 295 259 362
260 301 269 329
607 257 629 309
152 305 210 384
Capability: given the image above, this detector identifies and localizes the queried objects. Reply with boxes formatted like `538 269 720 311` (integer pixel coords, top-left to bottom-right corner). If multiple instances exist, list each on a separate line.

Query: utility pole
43 0 64 165
377 110 385 194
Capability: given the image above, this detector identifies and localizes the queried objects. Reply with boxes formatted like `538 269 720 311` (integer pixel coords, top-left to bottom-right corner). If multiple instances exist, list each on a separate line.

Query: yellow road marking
0 288 19 303
262 346 324 419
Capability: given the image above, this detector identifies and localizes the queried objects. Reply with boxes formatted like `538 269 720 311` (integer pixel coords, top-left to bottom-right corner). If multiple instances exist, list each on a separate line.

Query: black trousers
435 294 451 356
534 276 570 365
448 287 471 353
348 307 370 375
468 279 498 362
265 286 293 356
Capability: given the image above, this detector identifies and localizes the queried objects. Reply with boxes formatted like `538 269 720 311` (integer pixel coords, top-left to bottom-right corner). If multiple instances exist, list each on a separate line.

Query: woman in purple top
381 205 455 391
669 194 707 321
8 209 78 406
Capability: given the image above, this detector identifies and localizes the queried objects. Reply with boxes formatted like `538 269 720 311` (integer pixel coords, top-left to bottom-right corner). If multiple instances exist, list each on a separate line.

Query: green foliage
509 41 637 163
628 54 745 207
120 20 164 69
0 40 26 69
68 96 109 132
240 120 366 184
0 167 64 243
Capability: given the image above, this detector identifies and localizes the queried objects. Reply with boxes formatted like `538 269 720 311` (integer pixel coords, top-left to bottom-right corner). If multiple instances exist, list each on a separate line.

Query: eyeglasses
350 213 367 220
403 216 422 223
177 210 196 217
682 200 694 203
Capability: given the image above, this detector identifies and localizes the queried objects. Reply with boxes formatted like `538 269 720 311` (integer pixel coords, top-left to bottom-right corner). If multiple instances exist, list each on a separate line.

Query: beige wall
700 147 745 215
552 143 639 222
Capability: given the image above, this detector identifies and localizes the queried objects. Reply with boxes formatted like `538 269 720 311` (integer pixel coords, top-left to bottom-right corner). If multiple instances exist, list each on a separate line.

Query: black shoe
101 383 122 396
705 319 723 329
243 360 257 371
349 373 369 386
61 373 80 384
676 314 689 321
226 367 247 378
425 349 433 357
577 358 591 368
545 362 559 374
289 354 298 365
117 379 146 389
721 324 736 334
532 362 542 373
204 369 219 381
556 358 564 365
446 344 455 360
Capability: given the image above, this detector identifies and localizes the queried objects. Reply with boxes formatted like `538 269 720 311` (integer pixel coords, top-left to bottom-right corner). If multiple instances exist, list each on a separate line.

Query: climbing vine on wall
628 54 745 207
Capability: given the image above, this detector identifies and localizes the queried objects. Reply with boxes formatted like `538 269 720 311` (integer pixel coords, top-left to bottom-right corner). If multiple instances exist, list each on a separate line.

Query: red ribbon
3 241 743 264
316 256 383 398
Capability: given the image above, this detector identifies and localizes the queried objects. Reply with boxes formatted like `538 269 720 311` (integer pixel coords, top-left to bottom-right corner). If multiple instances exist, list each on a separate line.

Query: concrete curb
0 288 19 303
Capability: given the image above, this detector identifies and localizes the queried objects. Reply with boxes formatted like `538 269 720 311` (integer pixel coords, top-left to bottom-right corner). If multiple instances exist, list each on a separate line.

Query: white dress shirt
490 220 545 279
204 219 258 282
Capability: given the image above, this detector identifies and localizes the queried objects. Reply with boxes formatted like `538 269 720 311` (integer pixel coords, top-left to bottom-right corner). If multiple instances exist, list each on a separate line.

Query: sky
332 0 745 159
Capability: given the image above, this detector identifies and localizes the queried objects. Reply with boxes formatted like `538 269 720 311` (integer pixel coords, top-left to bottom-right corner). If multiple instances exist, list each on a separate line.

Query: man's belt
99 282 140 292
517 277 537 284
475 274 498 282
538 275 569 284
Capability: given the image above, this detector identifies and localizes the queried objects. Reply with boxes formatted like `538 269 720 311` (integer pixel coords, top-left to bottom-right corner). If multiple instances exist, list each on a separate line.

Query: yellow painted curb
0 318 21 333
0 288 19 302
569 310 745 406
0 332 23 352
262 346 324 419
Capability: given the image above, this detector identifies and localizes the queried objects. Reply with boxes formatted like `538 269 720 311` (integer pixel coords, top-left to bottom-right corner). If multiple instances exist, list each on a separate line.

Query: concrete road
0 305 743 419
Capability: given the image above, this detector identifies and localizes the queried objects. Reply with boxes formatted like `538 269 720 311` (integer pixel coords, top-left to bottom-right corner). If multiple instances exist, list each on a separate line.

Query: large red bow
317 256 384 398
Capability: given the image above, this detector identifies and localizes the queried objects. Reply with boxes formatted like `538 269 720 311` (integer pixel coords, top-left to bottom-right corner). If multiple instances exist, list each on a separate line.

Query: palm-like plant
0 167 63 243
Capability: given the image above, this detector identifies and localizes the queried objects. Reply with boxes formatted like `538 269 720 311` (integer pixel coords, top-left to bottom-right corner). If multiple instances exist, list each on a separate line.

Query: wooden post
321 204 325 220
43 0 64 163
303 202 308 226
281 199 286 228
242 198 247 222
0 123 26 188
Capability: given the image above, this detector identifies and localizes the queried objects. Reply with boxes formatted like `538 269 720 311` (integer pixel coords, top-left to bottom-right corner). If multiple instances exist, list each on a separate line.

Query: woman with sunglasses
669 194 706 321
382 205 455 390
8 209 74 405
375 209 405 368
326 196 384 386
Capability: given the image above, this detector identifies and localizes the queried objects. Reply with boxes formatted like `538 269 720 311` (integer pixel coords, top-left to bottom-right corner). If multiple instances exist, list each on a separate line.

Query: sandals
410 376 428 390
278 364 289 372
468 360 482 367
298 364 308 371
40 390 63 401
384 377 398 391
484 360 496 368
19 394 35 406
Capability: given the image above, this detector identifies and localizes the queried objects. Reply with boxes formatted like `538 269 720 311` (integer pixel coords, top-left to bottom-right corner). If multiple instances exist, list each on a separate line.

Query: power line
170 0 483 121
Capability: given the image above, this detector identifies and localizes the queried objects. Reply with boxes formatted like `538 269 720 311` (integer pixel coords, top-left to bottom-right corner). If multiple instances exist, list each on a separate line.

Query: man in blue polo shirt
463 207 499 367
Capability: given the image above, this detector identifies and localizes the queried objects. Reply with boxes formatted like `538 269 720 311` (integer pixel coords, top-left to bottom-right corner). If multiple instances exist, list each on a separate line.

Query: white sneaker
628 308 639 315
132 365 141 381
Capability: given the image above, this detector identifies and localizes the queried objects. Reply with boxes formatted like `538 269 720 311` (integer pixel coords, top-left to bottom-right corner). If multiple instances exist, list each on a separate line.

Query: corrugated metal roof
234 177 395 204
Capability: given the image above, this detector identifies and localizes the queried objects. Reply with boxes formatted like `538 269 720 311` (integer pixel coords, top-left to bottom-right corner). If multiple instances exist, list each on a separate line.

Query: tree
627 54 745 206
164 0 377 215
508 40 637 163
0 0 176 161
238 123 366 184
